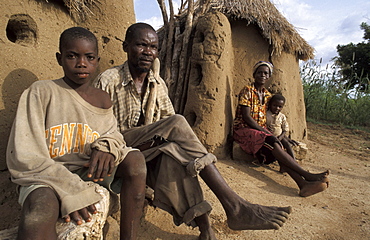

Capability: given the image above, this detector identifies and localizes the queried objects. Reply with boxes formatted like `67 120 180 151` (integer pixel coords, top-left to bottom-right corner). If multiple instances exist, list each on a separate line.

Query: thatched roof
59 0 98 21
208 0 314 60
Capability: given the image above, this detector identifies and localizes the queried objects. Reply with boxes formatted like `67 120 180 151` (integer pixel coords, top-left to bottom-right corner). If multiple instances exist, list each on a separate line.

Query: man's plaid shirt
94 61 175 132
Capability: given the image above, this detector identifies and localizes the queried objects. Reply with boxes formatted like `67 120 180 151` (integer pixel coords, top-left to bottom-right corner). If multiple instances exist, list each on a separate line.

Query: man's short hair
125 23 156 43
59 27 98 53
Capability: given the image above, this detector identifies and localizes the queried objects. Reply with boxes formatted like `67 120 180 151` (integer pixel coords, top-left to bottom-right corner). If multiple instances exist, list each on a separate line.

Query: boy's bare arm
278 131 286 141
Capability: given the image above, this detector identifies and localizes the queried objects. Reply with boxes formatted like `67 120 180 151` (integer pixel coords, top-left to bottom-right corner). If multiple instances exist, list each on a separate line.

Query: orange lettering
73 124 94 153
49 125 62 158
91 132 100 142
59 123 76 156
73 123 83 153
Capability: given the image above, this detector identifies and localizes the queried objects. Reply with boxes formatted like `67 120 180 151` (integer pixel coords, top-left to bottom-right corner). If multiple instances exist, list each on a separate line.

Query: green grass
301 60 370 128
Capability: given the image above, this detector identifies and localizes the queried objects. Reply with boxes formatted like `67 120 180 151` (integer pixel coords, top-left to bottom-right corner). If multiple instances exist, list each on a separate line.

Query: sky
134 0 370 66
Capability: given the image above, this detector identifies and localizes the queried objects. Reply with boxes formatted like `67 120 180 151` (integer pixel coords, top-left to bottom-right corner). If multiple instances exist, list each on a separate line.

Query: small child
6 27 146 239
266 94 299 161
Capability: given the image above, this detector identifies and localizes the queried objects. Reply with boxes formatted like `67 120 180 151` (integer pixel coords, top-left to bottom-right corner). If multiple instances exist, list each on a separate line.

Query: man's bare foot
304 170 329 182
199 227 217 240
299 180 329 197
195 213 217 240
226 201 292 230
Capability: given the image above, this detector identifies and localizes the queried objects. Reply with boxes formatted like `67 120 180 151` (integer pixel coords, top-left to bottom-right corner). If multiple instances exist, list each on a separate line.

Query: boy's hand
85 149 115 182
64 204 97 225
290 139 299 146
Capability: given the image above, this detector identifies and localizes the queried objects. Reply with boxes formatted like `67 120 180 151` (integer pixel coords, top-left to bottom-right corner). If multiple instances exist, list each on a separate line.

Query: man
95 23 291 240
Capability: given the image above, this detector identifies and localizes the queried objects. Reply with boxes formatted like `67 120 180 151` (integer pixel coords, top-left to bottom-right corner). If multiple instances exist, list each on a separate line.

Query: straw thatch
46 0 99 21
170 0 314 60
208 0 314 60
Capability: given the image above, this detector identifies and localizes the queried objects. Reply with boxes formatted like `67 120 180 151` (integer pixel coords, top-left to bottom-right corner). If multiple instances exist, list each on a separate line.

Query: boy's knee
24 187 59 209
119 151 147 177
22 187 59 223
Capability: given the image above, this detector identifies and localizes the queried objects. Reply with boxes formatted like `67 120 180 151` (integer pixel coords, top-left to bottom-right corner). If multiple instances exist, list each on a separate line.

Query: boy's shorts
18 166 122 206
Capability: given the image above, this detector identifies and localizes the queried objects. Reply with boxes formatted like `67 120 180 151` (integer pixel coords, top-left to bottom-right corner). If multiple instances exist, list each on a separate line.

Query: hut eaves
208 0 314 60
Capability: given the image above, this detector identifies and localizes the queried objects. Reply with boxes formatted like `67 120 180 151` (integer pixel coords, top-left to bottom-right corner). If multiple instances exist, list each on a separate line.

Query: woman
233 61 329 197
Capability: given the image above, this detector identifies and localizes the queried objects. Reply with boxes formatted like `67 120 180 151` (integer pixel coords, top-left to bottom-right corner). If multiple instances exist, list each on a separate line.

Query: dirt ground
1 121 369 239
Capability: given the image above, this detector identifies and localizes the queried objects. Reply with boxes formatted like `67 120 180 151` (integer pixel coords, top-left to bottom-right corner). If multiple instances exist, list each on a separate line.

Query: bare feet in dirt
226 202 292 230
304 170 330 182
299 180 329 197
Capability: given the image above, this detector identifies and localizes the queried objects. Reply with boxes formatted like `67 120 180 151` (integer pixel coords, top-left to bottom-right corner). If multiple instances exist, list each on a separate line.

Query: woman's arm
241 106 271 134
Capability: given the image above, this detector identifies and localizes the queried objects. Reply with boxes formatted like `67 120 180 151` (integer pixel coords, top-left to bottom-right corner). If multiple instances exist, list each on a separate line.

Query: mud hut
0 0 135 169
159 0 314 158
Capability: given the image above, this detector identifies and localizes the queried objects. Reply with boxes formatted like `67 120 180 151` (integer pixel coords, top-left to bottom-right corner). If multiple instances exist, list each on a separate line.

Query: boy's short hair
125 23 156 43
59 27 98 53
269 94 286 105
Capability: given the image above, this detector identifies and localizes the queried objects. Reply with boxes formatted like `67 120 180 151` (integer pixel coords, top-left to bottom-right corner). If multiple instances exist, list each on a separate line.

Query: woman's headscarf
253 61 274 75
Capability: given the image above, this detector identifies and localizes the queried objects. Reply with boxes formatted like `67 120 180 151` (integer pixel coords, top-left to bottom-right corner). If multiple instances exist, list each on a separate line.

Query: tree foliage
334 22 370 91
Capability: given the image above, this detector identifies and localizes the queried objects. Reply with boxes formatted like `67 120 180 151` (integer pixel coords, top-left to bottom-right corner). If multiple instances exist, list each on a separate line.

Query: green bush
301 59 370 127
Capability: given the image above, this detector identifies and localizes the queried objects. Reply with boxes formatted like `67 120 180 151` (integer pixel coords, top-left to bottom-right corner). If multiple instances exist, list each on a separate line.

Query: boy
6 27 146 240
266 94 299 161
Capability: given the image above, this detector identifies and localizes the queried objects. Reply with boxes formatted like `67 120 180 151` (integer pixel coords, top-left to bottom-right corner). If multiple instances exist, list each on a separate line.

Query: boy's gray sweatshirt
7 79 132 216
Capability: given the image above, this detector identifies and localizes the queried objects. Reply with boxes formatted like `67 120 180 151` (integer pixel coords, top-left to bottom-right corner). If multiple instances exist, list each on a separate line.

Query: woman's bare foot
304 170 329 182
199 227 217 240
299 180 329 197
226 201 292 230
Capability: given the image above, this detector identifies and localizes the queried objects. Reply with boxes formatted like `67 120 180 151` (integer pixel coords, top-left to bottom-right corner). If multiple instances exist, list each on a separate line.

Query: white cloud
139 16 164 30
135 0 182 30
272 0 369 65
